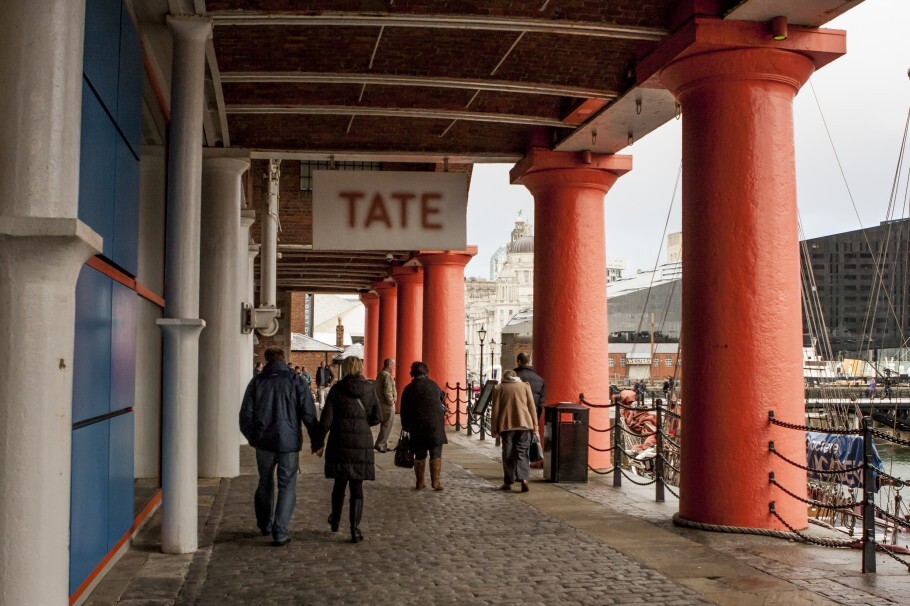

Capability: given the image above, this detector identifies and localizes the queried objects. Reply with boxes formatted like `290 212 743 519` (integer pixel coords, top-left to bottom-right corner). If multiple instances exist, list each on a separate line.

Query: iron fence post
862 415 877 573
655 400 665 502
455 382 462 432
466 381 474 437
613 400 622 487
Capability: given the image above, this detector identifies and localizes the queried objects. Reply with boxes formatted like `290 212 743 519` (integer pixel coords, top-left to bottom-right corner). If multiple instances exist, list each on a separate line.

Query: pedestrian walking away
374 358 396 452
239 347 319 546
312 356 382 544
491 370 538 492
400 361 448 491
316 360 335 411
514 352 546 423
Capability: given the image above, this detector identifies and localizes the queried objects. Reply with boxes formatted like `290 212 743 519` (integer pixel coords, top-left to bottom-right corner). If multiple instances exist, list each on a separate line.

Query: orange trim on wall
85 257 165 309
69 489 162 605
136 282 166 309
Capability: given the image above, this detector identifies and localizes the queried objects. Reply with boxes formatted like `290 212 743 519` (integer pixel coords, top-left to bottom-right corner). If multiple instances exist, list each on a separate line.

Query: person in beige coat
491 370 539 492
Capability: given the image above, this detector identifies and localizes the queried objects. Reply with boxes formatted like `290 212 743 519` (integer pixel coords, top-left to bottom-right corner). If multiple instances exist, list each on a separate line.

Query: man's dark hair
410 361 429 378
517 352 530 366
264 347 285 362
383 357 395 368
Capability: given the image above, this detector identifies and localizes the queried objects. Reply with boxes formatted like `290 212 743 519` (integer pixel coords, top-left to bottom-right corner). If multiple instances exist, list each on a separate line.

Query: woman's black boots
349 498 364 543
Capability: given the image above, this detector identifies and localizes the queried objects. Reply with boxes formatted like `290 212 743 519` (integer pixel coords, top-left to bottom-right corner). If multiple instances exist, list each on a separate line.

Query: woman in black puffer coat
400 361 448 491
315 356 381 543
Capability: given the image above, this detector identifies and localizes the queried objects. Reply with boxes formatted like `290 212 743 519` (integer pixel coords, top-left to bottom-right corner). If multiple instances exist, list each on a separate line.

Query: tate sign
312 170 467 251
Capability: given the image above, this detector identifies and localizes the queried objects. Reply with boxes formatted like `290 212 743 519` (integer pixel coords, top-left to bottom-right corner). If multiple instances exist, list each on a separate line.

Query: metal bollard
466 382 474 437
613 400 622 487
455 382 462 432
862 415 876 573
655 400 664 502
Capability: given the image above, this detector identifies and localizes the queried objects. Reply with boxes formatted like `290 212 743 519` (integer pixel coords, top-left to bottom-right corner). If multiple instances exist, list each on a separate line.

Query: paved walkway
85 425 910 605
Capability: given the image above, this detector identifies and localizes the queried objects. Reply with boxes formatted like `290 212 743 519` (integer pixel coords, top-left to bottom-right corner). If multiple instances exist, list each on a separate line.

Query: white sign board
312 170 467 251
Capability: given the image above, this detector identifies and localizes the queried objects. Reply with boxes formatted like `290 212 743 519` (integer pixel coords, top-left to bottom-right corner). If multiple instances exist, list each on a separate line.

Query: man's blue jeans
255 449 299 541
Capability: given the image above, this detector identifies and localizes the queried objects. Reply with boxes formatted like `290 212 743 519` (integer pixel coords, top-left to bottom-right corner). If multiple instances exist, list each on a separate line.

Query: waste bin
543 402 589 483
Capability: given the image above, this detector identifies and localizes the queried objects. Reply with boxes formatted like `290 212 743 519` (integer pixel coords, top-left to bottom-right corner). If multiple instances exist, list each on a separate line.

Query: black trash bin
543 402 589 483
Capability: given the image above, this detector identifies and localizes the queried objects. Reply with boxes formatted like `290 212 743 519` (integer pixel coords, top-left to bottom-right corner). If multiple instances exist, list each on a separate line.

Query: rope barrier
587 465 615 475
770 473 862 509
589 444 616 452
659 456 680 474
588 425 612 433
769 441 864 474
619 468 657 486
615 424 657 438
662 435 681 450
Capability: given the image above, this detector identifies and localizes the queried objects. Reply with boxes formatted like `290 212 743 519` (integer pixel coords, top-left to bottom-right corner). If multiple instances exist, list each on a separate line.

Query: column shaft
0 2 100 603
157 15 212 554
360 292 380 378
418 250 475 422
661 48 816 529
393 265 424 406
199 156 249 478
374 281 398 372
512 151 630 468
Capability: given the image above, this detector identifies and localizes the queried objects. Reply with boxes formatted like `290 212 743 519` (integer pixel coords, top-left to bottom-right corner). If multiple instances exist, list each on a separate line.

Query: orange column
373 280 397 376
661 47 823 530
418 249 476 424
393 264 424 409
360 291 379 378
511 150 631 469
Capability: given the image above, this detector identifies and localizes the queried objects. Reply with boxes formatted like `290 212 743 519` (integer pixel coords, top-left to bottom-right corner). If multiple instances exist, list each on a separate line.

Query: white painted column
156 15 212 555
198 154 249 478
0 1 102 604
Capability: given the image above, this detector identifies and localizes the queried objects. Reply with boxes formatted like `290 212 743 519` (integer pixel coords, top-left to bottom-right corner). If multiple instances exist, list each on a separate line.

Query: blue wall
71 0 143 595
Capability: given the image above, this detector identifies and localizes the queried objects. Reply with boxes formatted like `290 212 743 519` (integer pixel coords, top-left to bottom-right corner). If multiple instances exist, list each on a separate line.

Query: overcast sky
464 0 910 279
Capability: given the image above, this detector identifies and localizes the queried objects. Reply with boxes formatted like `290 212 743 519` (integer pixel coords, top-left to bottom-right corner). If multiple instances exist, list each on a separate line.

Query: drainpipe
252 159 281 336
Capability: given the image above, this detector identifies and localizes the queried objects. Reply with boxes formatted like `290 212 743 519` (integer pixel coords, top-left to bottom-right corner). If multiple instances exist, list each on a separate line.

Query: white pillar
199 154 249 478
156 15 211 555
0 1 102 604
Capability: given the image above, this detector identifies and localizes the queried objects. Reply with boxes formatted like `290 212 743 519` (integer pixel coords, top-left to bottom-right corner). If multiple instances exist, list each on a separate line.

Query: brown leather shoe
430 458 444 491
414 459 427 489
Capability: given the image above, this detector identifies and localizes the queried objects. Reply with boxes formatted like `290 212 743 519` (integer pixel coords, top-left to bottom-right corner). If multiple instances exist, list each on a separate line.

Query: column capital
248 243 260 259
392 264 424 285
202 154 250 177
373 279 397 295
166 15 213 42
511 149 631 196
417 247 477 268
359 291 379 303
639 17 844 91
240 209 256 229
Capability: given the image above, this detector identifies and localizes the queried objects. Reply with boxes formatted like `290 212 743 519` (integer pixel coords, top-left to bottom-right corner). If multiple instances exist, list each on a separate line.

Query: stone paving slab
85 425 910 605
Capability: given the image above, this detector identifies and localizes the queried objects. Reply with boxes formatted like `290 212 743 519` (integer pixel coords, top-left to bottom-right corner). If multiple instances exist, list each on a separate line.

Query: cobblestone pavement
84 426 910 605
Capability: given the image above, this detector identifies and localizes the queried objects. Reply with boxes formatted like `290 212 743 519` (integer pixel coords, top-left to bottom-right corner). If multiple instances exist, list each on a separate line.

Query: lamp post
465 340 474 436
490 337 497 380
478 324 487 383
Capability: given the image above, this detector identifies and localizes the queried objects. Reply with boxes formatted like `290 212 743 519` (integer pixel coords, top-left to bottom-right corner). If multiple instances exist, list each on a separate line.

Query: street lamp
478 324 487 383
490 337 497 379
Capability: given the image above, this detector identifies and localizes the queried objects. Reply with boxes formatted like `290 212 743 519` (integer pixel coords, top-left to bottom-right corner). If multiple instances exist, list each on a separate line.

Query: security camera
386 253 394 262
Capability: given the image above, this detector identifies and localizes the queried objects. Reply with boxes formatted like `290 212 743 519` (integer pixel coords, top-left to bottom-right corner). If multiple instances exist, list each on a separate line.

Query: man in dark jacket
514 352 546 421
316 360 335 410
240 347 319 546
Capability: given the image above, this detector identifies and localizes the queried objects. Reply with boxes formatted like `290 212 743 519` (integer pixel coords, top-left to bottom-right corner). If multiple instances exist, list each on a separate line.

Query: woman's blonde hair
502 369 517 381
341 356 363 376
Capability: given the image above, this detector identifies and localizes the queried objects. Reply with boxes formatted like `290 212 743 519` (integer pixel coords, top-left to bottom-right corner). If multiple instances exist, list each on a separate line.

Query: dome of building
511 235 534 254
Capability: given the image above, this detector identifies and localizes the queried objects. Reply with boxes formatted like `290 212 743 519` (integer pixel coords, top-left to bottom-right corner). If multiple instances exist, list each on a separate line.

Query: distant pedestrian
294 365 302 376
302 366 312 390
491 370 538 493
373 358 396 452
400 361 447 491
869 378 877 400
239 347 318 546
313 356 381 544
316 360 335 410
635 379 647 404
514 352 546 421
662 376 671 398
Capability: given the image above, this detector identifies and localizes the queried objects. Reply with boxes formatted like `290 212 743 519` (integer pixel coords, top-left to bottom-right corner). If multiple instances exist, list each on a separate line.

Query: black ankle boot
328 492 344 532
349 498 364 543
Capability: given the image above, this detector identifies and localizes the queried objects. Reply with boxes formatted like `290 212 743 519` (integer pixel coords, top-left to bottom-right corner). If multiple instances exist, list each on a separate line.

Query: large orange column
373 280 397 376
360 291 379 378
418 249 476 423
511 150 631 469
660 40 842 529
393 264 424 409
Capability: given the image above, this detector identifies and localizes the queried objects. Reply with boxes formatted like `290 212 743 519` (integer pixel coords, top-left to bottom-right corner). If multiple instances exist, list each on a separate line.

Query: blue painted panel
78 81 116 259
117 9 143 158
108 413 135 550
110 283 136 412
83 0 121 116
113 137 140 276
70 421 110 595
73 266 112 423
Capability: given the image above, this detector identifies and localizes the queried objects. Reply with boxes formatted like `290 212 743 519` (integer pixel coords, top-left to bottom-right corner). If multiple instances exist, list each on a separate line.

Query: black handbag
394 431 414 468
529 432 543 463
